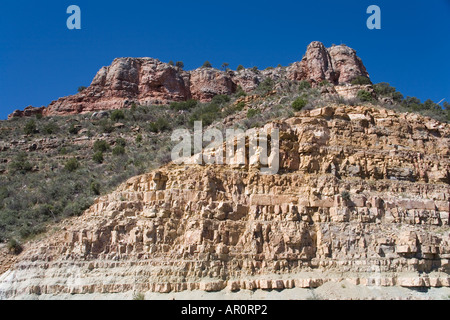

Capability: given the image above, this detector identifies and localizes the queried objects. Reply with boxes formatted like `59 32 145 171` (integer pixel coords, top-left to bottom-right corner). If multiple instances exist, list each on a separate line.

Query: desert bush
93 151 104 164
111 110 125 122
9 153 33 174
93 140 110 153
68 124 80 135
247 108 260 118
202 61 212 68
170 99 198 111
42 122 59 134
24 120 37 135
7 238 22 255
298 80 311 91
116 138 127 147
112 145 126 156
135 134 143 143
351 76 372 85
176 61 184 69
77 86 87 93
257 78 274 95
292 97 308 111
65 158 80 172
90 181 101 195
357 90 373 102
236 65 244 71
211 95 231 105
149 118 170 133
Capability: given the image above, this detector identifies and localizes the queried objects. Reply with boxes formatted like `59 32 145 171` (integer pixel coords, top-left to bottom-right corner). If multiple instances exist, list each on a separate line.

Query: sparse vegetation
351 76 372 85
236 65 244 72
65 158 80 172
292 97 308 111
111 110 125 122
357 90 373 102
24 119 37 135
202 61 212 68
77 86 87 93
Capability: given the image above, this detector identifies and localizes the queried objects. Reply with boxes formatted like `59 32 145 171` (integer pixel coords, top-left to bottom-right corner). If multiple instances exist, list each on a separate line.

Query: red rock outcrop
9 41 371 118
43 58 191 116
189 68 236 102
286 42 369 85
7 106 45 120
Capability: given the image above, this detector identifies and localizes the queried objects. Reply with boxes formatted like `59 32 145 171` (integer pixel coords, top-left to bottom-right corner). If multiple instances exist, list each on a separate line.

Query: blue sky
0 0 449 119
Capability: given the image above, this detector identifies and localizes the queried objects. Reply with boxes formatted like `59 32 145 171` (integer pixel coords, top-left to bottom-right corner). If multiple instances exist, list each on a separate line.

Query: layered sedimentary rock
9 42 370 118
7 106 45 120
1 105 449 299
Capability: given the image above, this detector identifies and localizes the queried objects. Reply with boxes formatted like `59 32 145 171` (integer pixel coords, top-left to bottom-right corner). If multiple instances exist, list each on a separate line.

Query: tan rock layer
1 105 449 299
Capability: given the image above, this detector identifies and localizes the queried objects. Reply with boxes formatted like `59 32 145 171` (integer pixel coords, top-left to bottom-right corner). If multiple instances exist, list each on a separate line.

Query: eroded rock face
189 68 236 102
286 42 369 85
1 105 449 299
9 41 371 118
8 106 45 120
328 45 369 84
43 58 192 116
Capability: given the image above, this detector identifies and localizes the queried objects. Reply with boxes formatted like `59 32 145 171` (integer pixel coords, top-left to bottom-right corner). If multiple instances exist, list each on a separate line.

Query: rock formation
286 42 369 85
1 105 449 299
8 42 370 118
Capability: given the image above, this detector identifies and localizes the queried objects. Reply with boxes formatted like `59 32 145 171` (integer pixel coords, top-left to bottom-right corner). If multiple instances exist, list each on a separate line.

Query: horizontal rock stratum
8 42 370 118
1 105 449 299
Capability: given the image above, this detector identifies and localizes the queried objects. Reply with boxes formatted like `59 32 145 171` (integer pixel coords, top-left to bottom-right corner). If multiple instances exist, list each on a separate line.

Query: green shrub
211 95 231 105
149 117 170 133
236 65 244 72
318 80 329 87
92 151 104 164
100 120 114 133
351 76 372 85
292 97 308 111
93 140 110 153
111 110 125 122
91 181 101 195
251 66 258 73
235 86 246 98
7 238 22 255
68 124 80 135
9 153 33 174
42 122 59 134
176 61 184 69
188 103 221 127
112 145 126 156
77 86 87 93
373 82 404 102
65 158 80 172
257 78 274 95
202 61 212 68
247 108 260 118
298 80 311 91
36 113 43 120
235 101 246 111
116 138 126 147
357 90 373 102
170 99 198 111
24 120 37 135
168 60 174 66
135 134 143 143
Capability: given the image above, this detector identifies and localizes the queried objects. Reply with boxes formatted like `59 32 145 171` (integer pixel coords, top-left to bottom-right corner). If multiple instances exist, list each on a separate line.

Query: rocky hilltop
1 105 449 299
8 42 369 118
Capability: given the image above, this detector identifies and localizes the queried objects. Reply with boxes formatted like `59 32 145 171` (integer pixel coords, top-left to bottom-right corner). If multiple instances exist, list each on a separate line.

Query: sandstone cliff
9 42 370 118
1 105 449 299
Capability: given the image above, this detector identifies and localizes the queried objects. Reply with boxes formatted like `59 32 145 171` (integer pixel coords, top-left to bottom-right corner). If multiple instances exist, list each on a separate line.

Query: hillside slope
1 105 449 299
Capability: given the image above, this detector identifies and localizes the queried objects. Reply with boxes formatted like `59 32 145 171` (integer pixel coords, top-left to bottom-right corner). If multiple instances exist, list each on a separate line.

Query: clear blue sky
0 0 449 119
